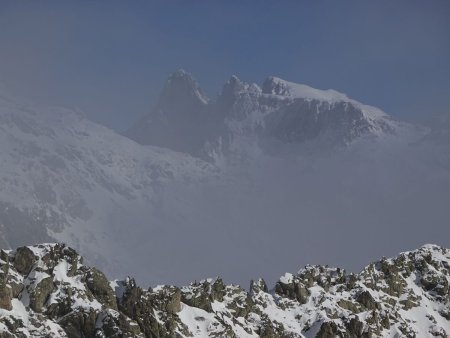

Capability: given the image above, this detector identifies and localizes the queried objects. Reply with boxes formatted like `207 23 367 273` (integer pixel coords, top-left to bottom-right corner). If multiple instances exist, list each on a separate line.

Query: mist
88 131 449 288
0 1 449 291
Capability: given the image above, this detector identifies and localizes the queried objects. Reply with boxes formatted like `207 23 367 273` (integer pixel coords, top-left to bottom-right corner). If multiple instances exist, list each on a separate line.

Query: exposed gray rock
0 243 449 337
85 267 117 310
29 276 54 312
0 284 12 310
13 246 37 276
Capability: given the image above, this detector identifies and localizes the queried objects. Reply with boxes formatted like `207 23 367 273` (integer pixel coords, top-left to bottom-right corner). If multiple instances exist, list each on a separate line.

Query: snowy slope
0 243 449 337
0 75 448 292
0 89 218 277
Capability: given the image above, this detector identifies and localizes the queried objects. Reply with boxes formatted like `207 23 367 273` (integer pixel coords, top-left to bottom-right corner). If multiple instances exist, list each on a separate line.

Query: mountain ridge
0 73 449 294
126 70 404 161
0 243 449 337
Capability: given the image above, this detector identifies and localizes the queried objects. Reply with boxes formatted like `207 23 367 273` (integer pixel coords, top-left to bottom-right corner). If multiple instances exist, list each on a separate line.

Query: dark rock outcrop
0 243 449 337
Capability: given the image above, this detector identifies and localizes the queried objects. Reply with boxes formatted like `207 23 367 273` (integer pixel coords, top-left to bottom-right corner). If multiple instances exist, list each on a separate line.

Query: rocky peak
262 76 291 96
157 69 209 110
220 75 261 98
250 278 268 294
220 75 245 100
125 69 222 157
1 244 448 337
126 71 404 161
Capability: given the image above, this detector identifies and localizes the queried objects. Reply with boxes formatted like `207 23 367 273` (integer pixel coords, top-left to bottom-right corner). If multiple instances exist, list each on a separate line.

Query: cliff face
0 243 449 337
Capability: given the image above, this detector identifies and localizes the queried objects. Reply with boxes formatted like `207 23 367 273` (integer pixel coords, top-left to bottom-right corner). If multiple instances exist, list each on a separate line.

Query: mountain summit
158 69 209 108
126 71 402 160
126 70 220 156
261 76 350 101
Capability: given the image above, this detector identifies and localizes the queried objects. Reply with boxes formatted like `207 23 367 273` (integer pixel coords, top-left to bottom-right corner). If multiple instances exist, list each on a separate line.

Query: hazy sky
0 1 449 131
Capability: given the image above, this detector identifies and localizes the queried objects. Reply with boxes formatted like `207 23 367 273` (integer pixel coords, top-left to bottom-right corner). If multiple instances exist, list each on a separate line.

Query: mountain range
0 71 449 289
0 243 449 337
126 70 410 161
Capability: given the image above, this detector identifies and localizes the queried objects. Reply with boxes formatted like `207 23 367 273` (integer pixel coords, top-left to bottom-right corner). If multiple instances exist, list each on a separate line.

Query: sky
0 1 449 131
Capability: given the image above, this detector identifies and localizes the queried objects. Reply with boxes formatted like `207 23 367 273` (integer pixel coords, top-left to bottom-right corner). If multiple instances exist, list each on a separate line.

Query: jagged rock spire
157 69 209 109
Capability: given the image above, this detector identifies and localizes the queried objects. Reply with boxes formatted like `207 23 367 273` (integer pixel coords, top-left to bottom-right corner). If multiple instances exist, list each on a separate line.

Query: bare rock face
29 276 54 313
85 267 117 311
0 284 12 310
126 70 219 157
0 250 12 310
13 246 37 275
0 243 449 337
58 309 98 338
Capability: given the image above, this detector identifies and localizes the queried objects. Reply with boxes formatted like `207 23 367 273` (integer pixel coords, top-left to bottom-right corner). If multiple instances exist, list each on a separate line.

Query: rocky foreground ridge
0 244 449 337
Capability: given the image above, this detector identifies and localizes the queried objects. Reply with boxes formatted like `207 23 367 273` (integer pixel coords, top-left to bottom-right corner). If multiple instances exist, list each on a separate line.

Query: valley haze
0 0 449 322
0 70 449 291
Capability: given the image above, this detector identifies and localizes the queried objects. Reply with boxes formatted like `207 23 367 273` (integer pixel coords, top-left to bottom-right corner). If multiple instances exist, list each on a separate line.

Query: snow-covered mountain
1 243 449 337
125 70 219 157
0 73 449 291
127 70 407 161
0 89 218 277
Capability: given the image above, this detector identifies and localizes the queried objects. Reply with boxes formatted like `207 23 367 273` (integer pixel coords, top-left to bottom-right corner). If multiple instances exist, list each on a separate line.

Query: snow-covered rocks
0 243 449 337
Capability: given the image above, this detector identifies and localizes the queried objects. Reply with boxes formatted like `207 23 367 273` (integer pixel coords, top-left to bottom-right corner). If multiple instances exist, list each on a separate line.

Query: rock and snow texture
126 70 405 161
0 243 450 337
126 70 221 157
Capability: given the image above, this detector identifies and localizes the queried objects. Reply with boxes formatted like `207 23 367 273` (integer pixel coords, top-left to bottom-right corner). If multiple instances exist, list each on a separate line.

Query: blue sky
0 1 449 130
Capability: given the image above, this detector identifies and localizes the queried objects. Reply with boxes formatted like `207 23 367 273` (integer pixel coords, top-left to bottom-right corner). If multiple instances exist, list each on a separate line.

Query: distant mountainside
0 89 218 276
0 243 449 337
0 74 449 290
126 70 410 161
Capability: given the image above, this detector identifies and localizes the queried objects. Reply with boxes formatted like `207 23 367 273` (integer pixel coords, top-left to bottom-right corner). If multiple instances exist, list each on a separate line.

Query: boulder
85 267 117 310
29 276 54 312
14 247 37 275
